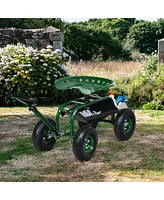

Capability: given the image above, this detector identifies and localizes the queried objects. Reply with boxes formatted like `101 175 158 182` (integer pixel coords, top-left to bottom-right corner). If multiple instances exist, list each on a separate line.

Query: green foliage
85 18 135 42
114 53 164 110
125 19 164 55
63 23 131 61
101 18 132 41
142 101 164 110
0 44 70 105
126 21 158 54
0 18 64 29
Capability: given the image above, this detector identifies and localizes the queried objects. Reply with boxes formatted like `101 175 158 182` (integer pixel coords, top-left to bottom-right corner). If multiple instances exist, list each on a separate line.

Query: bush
142 101 164 110
113 53 164 110
0 44 70 106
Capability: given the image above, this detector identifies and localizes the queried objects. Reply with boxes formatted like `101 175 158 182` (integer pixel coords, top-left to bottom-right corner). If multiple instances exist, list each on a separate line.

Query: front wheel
73 125 98 161
32 118 56 151
114 109 136 141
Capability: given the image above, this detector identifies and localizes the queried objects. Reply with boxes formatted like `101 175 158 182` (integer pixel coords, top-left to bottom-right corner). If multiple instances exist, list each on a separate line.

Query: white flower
10 60 16 64
3 66 8 70
28 49 33 54
0 75 4 80
32 49 37 54
34 82 37 85
25 53 30 57
43 63 48 67
16 50 22 53
40 49 46 53
18 64 29 68
60 64 70 76
58 56 62 59
54 49 62 54
47 83 51 86
46 45 53 49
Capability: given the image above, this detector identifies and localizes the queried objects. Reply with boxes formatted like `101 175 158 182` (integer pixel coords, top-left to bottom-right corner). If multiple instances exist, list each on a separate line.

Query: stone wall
0 26 62 50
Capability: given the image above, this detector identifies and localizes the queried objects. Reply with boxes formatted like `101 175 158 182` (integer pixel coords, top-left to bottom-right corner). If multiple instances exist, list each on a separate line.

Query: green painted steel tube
14 97 56 131
55 100 74 133
29 107 56 131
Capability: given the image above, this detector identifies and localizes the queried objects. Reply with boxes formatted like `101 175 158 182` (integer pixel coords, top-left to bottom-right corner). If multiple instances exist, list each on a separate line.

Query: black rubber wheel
73 125 98 161
114 109 136 141
32 118 56 151
77 121 98 129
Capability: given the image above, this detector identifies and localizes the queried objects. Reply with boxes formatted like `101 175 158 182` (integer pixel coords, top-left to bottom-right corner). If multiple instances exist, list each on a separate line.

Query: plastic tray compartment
75 98 119 122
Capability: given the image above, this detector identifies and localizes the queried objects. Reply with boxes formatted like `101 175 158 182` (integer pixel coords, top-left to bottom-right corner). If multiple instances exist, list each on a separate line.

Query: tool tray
73 97 118 122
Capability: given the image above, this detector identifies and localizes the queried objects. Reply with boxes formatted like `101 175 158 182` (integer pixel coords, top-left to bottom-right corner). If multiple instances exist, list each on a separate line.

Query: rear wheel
73 125 98 161
32 118 56 151
114 109 136 141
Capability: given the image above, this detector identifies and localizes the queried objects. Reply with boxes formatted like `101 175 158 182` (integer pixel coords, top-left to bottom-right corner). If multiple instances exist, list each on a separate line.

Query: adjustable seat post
84 95 90 103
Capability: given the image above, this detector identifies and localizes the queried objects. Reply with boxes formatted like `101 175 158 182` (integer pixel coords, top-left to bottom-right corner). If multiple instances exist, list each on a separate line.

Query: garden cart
13 76 136 161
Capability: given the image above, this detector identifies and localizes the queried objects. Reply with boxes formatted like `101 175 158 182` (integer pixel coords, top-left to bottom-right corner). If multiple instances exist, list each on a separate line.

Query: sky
0 0 163 19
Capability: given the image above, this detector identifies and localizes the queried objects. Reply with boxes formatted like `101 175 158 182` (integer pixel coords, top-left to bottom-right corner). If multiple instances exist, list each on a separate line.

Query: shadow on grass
0 111 164 181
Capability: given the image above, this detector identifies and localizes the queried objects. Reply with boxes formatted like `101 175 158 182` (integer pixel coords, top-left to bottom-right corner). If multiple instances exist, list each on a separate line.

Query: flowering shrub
113 53 164 110
0 43 70 105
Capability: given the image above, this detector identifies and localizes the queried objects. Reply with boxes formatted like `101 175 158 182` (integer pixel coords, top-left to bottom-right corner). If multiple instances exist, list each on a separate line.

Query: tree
101 18 134 41
85 18 135 42
0 18 64 29
62 23 130 61
126 21 158 54
156 18 164 39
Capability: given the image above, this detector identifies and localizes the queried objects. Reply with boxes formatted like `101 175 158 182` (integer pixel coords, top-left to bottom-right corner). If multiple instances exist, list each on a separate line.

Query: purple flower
63 53 69 58
54 49 62 54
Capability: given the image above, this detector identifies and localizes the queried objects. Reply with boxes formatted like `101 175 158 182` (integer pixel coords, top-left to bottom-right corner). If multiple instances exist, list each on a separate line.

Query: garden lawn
0 107 164 181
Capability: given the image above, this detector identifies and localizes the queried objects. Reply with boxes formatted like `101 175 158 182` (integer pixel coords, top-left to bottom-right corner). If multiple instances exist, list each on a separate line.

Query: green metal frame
13 76 118 140
56 95 115 138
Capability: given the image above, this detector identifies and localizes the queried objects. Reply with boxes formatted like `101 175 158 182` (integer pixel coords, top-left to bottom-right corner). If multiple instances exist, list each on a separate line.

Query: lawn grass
0 107 164 182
